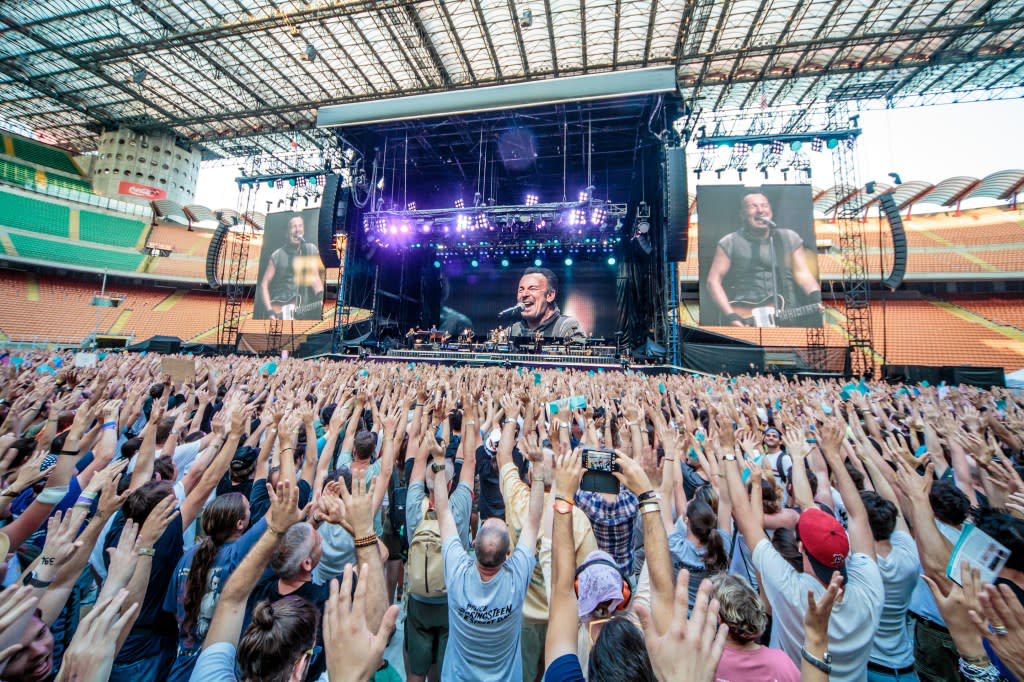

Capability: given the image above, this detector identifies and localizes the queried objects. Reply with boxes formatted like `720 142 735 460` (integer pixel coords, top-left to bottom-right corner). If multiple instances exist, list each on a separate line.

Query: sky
194 98 1024 214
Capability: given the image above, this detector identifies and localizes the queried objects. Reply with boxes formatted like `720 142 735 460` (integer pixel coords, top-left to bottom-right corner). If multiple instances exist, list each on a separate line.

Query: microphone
498 302 524 317
759 216 777 229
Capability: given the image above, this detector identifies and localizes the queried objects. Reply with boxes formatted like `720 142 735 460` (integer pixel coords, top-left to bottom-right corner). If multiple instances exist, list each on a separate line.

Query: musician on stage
258 214 324 320
705 192 822 327
507 267 586 343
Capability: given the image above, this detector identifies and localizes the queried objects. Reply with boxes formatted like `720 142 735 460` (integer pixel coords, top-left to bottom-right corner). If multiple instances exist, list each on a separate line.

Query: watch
723 454 737 462
800 647 832 674
553 498 573 515
430 462 445 474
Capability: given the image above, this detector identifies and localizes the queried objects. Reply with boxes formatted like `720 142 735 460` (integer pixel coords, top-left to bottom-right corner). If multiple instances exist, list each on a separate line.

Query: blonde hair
711 574 767 643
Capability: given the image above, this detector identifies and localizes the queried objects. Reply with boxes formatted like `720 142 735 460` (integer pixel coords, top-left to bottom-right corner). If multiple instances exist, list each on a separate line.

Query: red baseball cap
797 508 849 585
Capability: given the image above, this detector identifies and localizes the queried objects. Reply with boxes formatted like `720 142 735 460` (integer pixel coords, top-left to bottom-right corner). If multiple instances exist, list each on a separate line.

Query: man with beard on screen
258 214 324 320
705 192 822 327
507 267 586 343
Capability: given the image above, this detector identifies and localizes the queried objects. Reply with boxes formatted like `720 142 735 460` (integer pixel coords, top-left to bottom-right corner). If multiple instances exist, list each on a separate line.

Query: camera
580 447 618 494
582 447 615 472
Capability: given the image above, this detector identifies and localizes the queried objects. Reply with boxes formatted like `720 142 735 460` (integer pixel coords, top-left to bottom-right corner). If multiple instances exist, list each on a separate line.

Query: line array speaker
879 193 907 290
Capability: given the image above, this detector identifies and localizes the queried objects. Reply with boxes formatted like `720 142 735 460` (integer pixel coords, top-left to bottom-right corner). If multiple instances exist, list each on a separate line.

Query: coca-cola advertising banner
117 181 166 201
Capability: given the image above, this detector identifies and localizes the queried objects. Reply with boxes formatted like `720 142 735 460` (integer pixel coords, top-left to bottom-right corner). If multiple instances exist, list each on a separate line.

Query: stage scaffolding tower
685 101 873 374
828 104 874 376
216 184 259 350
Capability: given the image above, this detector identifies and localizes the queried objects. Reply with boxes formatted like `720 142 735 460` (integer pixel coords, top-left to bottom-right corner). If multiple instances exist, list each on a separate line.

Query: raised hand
266 480 308 536
635 571 728 682
553 449 584 497
324 564 399 682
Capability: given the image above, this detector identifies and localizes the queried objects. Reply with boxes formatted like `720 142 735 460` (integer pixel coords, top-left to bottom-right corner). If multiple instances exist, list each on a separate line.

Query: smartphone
580 447 618 494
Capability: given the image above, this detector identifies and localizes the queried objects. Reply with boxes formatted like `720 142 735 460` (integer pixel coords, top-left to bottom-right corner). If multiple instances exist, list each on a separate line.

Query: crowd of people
0 350 1022 682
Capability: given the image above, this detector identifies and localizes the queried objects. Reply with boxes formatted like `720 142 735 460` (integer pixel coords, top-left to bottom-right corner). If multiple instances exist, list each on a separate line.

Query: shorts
404 598 449 675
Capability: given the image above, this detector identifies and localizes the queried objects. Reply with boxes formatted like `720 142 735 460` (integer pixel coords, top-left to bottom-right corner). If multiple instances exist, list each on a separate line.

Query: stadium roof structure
0 0 1022 160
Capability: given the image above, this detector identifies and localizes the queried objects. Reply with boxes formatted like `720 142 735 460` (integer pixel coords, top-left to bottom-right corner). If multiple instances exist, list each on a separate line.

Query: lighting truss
361 199 627 255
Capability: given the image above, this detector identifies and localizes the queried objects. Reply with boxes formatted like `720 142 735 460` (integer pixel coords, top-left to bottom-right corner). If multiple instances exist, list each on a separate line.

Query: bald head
476 519 511 569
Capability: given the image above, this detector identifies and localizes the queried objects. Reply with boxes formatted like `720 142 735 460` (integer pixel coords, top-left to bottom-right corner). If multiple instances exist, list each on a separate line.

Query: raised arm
203 480 304 648
818 417 875 559
545 451 584 666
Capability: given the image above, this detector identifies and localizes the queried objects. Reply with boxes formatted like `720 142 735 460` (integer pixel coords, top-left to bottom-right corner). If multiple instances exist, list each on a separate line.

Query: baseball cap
576 550 625 619
797 508 849 586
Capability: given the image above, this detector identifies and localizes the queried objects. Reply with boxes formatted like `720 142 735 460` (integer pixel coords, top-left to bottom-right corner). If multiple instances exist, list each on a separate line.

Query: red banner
117 181 166 200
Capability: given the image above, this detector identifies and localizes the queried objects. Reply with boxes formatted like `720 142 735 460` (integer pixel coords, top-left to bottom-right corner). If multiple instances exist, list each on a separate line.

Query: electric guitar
728 296 822 328
270 295 321 320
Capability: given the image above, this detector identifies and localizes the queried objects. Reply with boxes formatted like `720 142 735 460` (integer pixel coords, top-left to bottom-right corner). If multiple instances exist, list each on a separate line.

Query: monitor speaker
879 193 907 290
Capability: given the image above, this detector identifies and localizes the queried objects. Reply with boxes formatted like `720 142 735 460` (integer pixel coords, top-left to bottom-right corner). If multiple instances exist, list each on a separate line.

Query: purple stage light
578 190 589 202
455 198 465 209
590 206 607 225
400 223 409 233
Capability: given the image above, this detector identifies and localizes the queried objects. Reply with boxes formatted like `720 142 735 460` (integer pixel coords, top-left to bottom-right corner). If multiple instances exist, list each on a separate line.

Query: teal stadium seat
10 137 81 176
79 211 146 248
0 191 70 238
6 233 143 271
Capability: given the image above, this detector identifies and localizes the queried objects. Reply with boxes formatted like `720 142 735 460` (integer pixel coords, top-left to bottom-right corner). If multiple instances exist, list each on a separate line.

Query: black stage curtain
617 140 663 350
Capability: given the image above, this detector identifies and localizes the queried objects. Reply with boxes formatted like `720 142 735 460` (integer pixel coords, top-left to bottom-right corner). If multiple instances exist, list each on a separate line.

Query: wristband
27 572 51 589
637 490 659 503
503 418 517 425
640 502 661 515
36 486 70 505
137 547 156 557
60 449 79 456
354 533 378 548
800 647 832 675
554 494 575 507
102 421 117 431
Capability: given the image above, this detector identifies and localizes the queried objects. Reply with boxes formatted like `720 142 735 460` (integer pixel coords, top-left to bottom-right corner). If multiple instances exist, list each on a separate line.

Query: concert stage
308 348 703 376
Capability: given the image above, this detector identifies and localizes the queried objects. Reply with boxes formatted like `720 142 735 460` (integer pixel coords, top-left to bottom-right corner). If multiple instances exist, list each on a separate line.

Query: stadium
1 2 1024 682
0 1 1022 384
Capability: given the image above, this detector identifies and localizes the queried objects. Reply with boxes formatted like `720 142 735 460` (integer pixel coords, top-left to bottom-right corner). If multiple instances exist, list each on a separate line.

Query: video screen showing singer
257 215 324 320
705 192 822 327
506 267 587 343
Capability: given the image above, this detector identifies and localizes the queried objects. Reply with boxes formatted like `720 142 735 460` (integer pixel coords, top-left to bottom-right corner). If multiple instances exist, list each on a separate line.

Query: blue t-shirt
441 536 535 682
163 517 268 654
544 654 586 682
192 641 238 681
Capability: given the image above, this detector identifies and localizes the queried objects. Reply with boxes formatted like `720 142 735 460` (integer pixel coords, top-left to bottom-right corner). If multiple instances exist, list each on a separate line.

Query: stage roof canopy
1 0 1021 159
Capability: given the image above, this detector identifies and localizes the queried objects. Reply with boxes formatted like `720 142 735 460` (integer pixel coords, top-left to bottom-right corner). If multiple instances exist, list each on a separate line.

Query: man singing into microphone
258 214 325 320
507 267 586 343
705 192 822 327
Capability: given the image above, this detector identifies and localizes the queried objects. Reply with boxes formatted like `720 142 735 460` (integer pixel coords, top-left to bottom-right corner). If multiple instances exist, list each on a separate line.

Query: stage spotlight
407 201 417 210
607 257 616 266
568 208 586 226
525 193 539 206
471 259 479 268
455 198 465 208
433 260 441 268
534 258 542 267
501 259 509 267
474 214 488 231
564 257 573 266
590 205 606 225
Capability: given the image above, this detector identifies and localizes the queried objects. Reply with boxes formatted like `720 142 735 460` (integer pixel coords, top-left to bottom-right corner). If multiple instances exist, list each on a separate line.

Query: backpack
406 505 446 598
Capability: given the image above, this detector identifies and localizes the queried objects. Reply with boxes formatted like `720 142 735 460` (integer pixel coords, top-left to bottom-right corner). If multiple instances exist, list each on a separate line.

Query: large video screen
440 262 618 339
254 209 326 321
697 184 822 328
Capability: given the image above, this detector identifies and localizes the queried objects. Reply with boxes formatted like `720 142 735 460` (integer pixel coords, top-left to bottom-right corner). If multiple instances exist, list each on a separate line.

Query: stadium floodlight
525 193 539 206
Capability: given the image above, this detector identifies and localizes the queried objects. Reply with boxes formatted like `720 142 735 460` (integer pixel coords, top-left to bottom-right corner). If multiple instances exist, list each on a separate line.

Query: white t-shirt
753 538 883 682
870 531 922 668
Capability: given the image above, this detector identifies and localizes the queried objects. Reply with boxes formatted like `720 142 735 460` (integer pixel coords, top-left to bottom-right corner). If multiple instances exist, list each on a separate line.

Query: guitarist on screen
258 214 325 320
705 192 823 328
